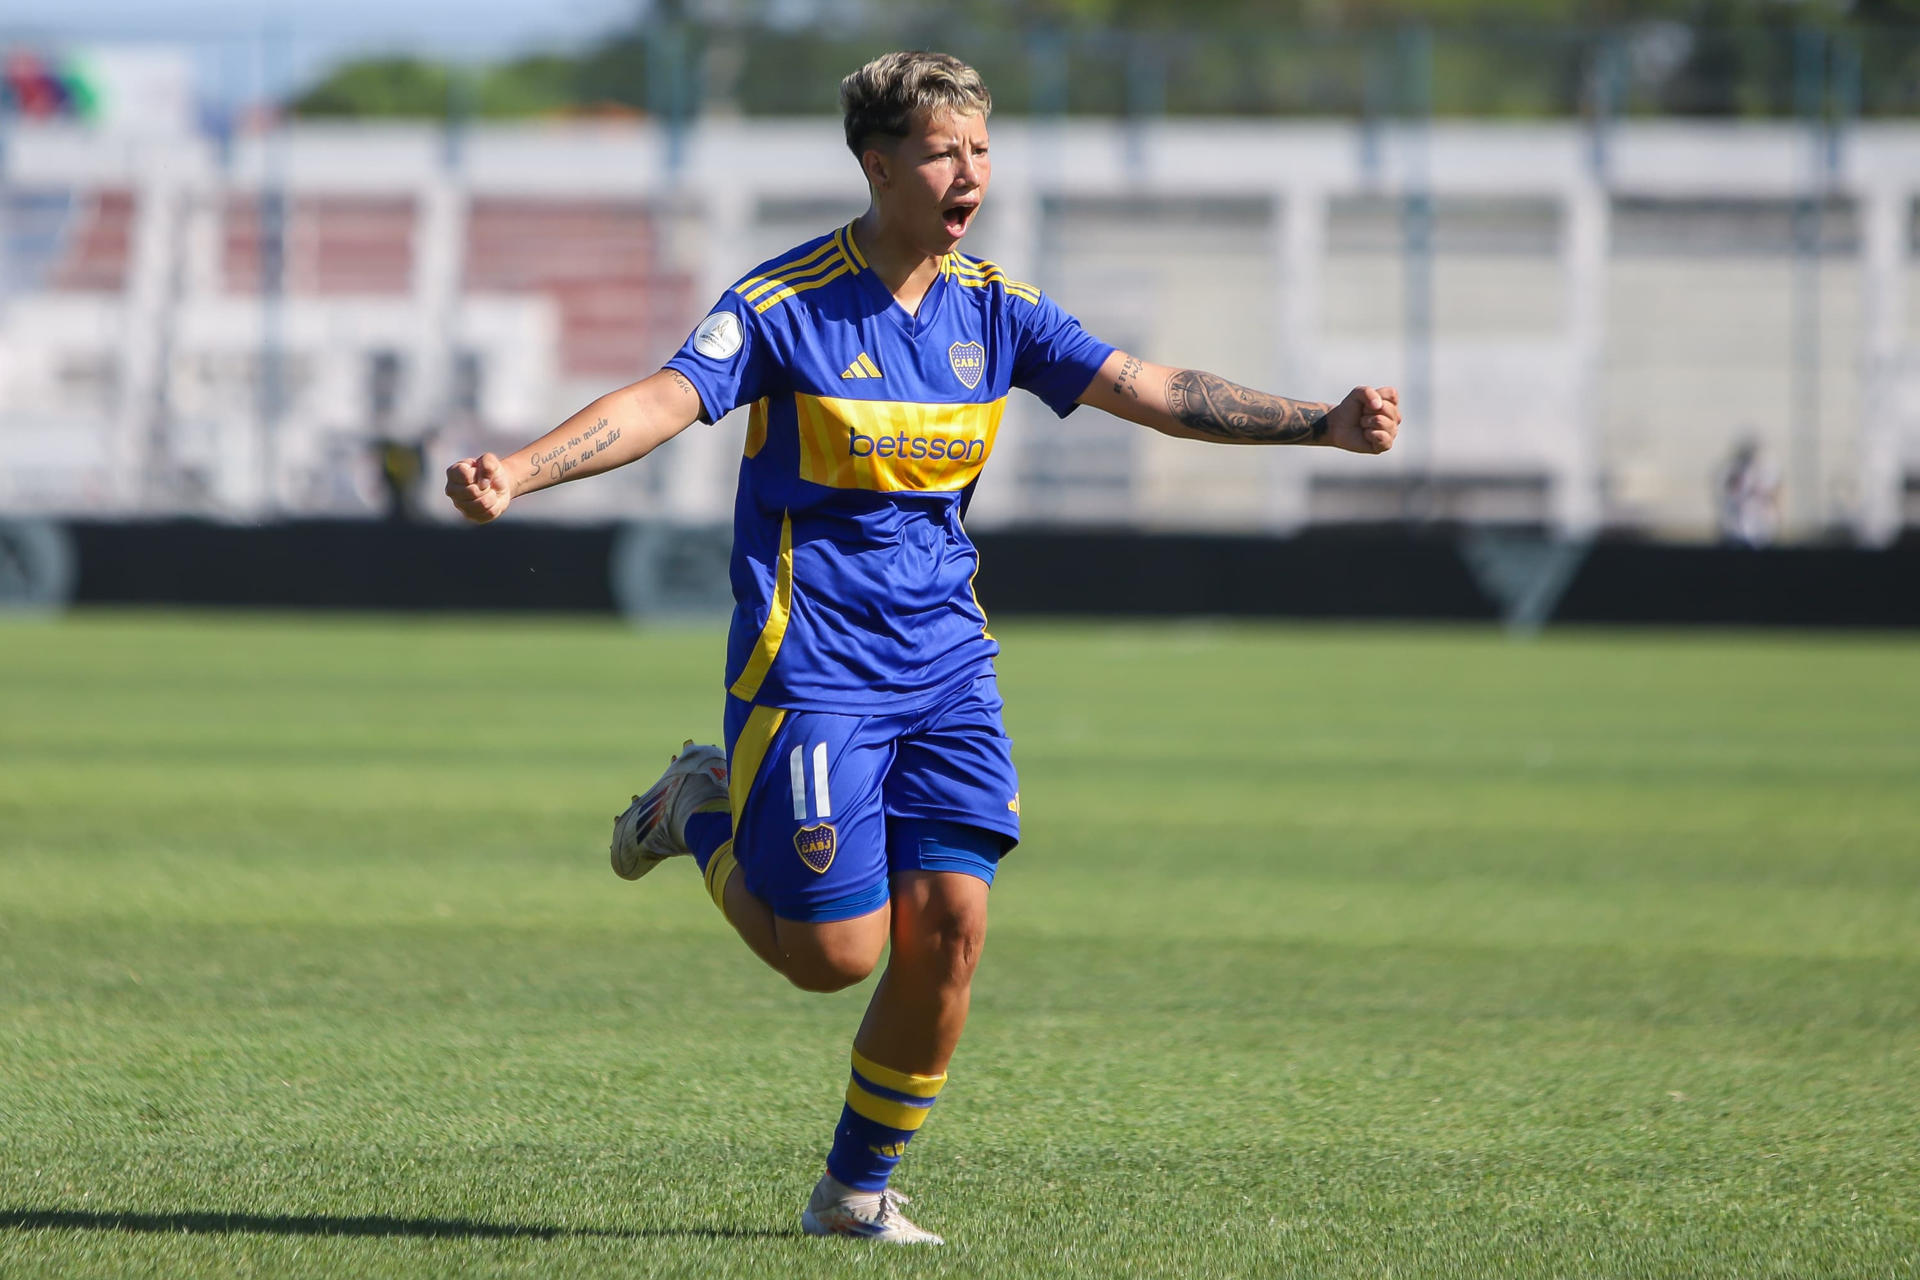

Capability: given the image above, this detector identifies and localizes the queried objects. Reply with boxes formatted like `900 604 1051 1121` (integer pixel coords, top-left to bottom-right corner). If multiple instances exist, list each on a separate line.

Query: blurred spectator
1717 436 1780 547
373 437 427 522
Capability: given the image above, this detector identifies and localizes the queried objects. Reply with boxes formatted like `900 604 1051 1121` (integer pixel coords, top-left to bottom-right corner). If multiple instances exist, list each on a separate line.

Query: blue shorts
723 675 1021 923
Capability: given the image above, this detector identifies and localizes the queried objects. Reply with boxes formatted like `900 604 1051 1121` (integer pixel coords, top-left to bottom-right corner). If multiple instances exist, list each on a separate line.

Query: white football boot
609 741 729 880
800 1173 944 1245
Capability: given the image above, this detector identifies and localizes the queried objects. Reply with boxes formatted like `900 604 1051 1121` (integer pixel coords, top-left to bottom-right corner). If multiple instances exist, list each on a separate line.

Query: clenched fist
1325 386 1401 455
445 452 513 523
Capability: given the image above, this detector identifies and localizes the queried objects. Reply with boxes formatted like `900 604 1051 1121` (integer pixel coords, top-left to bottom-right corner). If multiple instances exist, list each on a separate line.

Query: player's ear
861 139 892 191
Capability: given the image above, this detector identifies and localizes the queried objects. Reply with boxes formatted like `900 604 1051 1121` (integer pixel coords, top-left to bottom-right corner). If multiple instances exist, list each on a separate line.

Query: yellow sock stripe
703 840 737 913
845 1079 937 1131
727 515 792 701
851 1049 947 1099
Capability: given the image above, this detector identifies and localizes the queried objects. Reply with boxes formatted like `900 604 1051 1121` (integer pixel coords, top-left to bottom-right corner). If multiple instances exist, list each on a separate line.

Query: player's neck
851 211 943 318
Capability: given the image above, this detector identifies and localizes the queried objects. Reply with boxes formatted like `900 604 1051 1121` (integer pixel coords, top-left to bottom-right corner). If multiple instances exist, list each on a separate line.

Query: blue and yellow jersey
666 222 1114 714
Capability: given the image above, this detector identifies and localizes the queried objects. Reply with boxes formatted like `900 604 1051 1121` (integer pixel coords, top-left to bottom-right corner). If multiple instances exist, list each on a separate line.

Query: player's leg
855 865 988 1073
803 676 1019 1244
678 699 900 990
712 863 892 986
802 835 1000 1242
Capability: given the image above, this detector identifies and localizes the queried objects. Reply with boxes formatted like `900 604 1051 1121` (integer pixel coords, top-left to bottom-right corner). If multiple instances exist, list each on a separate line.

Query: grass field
2 612 1917 1278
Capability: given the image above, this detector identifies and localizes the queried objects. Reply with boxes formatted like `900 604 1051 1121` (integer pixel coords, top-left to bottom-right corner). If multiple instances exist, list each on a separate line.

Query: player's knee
899 902 986 990
934 921 985 988
782 949 876 993
776 918 886 993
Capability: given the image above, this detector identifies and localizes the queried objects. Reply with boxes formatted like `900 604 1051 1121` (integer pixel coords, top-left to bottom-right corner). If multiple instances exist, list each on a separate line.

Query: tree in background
287 0 1886 121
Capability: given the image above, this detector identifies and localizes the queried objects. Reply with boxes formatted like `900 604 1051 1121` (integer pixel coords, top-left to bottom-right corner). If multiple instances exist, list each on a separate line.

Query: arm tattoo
1112 355 1144 401
1165 370 1330 444
528 416 621 482
667 370 696 398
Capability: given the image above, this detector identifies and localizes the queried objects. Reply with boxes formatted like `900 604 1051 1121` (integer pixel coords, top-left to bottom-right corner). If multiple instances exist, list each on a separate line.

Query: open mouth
942 202 978 237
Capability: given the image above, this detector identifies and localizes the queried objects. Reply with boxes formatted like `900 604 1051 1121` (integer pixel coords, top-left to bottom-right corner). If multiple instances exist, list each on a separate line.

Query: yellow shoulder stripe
948 256 1040 302
951 265 1037 292
738 249 849 305
735 238 841 295
753 262 850 314
840 221 869 272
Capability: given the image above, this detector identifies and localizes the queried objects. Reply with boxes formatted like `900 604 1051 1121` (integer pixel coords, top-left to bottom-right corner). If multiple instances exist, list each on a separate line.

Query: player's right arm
443 367 704 523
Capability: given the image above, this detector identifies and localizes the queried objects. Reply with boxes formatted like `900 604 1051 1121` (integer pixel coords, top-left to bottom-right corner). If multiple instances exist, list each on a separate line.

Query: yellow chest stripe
793 394 1005 493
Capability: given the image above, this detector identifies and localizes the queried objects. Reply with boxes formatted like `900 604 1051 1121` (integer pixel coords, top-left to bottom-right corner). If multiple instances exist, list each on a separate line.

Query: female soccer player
446 50 1399 1244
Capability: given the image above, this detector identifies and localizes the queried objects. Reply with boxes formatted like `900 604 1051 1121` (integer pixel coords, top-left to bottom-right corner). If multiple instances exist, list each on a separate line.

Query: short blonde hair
839 51 992 159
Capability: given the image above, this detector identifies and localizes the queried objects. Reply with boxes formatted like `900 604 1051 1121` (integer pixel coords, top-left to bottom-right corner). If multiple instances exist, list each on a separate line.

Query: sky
5 0 645 102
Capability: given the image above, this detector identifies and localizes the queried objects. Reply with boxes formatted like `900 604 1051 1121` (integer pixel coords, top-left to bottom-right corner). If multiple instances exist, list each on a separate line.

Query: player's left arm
1077 350 1400 454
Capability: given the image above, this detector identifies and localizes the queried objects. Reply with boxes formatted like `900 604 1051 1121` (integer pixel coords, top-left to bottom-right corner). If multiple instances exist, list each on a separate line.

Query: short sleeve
664 294 773 424
1010 292 1115 418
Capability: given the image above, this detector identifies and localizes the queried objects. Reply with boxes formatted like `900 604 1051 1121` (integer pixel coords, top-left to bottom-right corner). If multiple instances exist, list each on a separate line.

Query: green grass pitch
2 612 1917 1278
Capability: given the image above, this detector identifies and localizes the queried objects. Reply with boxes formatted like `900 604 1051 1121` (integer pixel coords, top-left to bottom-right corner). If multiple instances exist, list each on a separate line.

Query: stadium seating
0 118 1914 540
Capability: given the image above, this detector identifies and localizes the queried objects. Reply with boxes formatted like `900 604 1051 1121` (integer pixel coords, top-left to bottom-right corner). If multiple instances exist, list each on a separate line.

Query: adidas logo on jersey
840 353 883 380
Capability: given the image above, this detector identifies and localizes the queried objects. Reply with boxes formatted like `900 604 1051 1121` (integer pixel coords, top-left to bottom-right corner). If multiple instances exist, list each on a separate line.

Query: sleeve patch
693 311 744 359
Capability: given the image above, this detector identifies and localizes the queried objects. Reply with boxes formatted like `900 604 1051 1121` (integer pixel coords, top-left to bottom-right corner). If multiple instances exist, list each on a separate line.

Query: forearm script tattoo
1166 370 1330 444
528 415 623 483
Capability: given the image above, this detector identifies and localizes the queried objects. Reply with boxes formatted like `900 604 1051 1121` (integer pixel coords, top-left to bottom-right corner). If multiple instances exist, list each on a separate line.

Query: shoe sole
799 1208 943 1245
610 849 665 881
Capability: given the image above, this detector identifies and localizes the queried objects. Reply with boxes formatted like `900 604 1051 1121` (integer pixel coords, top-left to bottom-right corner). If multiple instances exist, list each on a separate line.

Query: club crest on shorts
794 823 837 874
948 341 985 390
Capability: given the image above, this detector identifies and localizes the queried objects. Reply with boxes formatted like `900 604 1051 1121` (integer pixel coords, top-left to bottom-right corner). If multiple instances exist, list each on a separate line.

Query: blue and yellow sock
683 807 736 914
825 1049 947 1192
684 810 730 870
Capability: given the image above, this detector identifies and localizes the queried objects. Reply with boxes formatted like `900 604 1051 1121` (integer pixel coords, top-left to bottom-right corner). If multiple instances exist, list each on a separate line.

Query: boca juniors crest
948 341 985 390
794 823 837 874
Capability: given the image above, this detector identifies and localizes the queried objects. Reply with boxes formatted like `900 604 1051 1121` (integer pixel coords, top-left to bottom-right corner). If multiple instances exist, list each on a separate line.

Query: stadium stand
2 118 1917 541
463 198 695 377
2 187 136 293
221 195 416 296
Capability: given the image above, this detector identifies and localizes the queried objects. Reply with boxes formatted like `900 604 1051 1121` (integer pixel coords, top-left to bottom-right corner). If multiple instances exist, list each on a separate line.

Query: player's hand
1324 386 1400 455
444 452 513 523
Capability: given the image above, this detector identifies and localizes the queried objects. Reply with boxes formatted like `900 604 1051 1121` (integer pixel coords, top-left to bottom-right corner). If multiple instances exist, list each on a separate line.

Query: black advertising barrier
23 519 1920 626
63 520 618 612
969 528 1495 619
1553 540 1920 626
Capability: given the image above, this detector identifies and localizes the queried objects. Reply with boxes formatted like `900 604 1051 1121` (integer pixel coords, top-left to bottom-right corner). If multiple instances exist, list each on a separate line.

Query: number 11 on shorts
789 743 831 821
